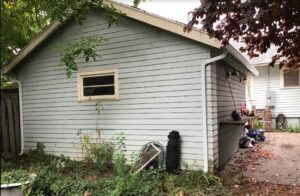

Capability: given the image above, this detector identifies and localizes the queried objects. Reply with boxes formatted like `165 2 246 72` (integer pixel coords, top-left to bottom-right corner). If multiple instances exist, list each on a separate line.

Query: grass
286 124 300 133
278 124 300 133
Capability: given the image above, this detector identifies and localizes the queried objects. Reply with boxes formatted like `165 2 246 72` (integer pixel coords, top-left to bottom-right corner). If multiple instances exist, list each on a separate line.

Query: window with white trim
77 69 119 101
282 68 300 88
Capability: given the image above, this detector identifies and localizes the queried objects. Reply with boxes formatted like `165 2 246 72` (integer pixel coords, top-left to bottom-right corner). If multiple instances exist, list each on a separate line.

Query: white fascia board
106 0 221 49
225 44 259 76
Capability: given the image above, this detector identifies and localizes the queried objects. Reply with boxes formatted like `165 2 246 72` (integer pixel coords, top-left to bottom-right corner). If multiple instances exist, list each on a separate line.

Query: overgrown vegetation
76 130 114 171
252 119 264 130
286 124 300 133
1 169 34 185
74 102 114 171
1 135 230 195
0 75 13 89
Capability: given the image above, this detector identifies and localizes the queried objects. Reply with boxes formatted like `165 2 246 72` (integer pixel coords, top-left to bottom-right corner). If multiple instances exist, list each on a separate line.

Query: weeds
1 169 34 184
75 102 114 171
1 134 230 195
76 130 114 171
287 124 300 133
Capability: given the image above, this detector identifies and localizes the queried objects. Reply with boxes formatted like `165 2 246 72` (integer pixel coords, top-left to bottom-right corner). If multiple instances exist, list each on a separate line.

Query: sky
116 0 200 24
115 0 275 64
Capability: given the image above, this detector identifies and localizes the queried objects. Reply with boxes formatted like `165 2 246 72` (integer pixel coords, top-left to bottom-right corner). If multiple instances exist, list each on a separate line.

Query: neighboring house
242 46 300 127
3 1 258 170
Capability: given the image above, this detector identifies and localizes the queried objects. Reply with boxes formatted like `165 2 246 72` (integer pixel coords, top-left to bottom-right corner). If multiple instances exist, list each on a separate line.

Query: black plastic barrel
166 131 181 172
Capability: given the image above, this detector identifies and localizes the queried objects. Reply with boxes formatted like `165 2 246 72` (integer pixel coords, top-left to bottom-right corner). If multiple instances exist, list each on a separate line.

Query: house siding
246 65 300 125
16 12 212 168
210 60 246 168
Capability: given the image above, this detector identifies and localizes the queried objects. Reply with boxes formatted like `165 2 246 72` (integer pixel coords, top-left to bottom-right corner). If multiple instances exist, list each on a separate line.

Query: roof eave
5 0 258 75
3 21 62 74
108 0 221 48
225 44 259 76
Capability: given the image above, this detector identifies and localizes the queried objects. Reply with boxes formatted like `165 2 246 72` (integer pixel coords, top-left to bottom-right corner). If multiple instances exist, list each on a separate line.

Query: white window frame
77 69 119 101
280 67 300 89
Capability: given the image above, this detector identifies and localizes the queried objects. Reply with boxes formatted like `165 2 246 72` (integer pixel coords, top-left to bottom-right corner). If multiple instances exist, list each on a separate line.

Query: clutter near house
217 97 267 150
239 123 266 149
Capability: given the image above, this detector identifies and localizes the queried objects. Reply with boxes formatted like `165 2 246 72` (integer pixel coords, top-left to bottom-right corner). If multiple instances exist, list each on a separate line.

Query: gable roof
3 0 258 76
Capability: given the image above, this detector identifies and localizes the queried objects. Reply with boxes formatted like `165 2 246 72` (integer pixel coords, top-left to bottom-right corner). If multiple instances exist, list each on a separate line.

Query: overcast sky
116 0 200 24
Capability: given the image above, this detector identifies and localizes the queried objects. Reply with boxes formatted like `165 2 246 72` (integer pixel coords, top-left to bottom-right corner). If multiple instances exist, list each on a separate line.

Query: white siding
17 12 211 168
246 65 300 122
210 60 246 168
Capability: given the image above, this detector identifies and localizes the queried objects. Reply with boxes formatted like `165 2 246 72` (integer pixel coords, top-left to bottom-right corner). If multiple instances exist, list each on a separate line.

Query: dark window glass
83 75 114 86
284 69 299 87
83 86 115 96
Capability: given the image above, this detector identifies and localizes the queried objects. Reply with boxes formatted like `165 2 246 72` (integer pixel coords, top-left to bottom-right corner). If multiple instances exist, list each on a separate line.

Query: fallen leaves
219 143 300 195
257 149 273 159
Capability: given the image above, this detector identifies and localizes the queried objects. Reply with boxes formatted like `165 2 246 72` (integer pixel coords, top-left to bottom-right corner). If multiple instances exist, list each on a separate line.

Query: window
281 68 300 88
77 69 119 101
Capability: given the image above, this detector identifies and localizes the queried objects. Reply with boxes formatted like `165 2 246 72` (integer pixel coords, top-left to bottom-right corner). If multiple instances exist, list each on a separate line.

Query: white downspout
10 78 24 155
201 51 228 172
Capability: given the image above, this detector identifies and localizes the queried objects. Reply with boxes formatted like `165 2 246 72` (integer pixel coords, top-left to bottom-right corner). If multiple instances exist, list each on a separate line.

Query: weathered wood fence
1 88 21 157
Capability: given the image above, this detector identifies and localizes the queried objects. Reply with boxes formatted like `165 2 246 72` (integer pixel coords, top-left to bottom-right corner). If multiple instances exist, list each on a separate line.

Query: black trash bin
166 131 180 172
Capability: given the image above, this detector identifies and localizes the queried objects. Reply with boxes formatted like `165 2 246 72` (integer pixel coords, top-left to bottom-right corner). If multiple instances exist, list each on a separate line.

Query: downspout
201 50 228 172
9 78 24 155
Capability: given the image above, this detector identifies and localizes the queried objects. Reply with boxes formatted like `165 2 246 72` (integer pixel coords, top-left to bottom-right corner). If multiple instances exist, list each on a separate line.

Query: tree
0 0 92 69
1 0 48 68
185 0 300 69
1 0 123 80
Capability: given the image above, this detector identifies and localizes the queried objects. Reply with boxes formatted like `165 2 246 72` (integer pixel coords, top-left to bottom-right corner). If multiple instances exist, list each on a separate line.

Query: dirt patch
244 132 300 186
280 143 295 149
219 132 300 195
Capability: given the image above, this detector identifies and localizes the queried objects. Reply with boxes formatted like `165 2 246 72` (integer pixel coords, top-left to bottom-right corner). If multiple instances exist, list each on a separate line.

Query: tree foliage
57 36 107 78
185 0 300 69
1 0 49 68
0 0 123 72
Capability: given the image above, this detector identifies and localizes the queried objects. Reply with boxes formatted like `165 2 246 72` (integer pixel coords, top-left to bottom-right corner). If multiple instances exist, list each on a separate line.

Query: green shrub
77 131 114 171
90 142 114 171
252 119 264 129
1 169 32 184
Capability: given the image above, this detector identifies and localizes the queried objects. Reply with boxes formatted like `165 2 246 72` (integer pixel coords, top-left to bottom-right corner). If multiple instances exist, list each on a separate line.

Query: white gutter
201 51 228 172
9 79 24 155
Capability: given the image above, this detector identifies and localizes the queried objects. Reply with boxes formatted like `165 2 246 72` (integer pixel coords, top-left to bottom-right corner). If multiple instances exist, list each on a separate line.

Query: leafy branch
133 0 148 8
100 3 126 27
57 36 107 78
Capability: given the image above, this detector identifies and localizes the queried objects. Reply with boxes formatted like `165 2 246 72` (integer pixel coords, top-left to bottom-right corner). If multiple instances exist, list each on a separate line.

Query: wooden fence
1 88 21 157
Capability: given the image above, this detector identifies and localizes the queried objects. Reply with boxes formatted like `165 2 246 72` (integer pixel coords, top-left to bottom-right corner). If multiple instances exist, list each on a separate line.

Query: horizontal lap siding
215 63 246 122
247 65 300 118
17 12 211 168
214 61 246 168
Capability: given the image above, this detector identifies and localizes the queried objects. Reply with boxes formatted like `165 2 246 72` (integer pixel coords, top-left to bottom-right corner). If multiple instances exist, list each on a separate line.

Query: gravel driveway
244 132 300 186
